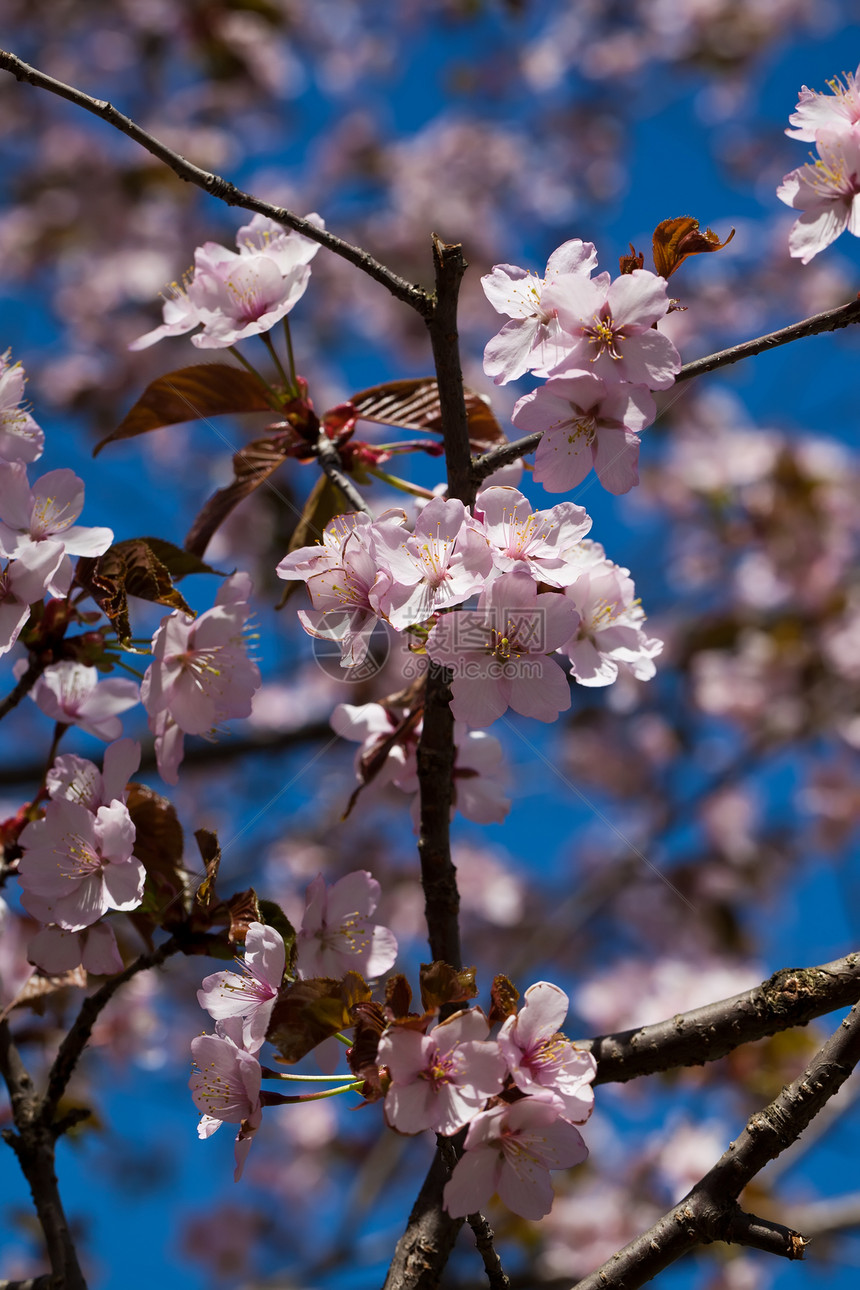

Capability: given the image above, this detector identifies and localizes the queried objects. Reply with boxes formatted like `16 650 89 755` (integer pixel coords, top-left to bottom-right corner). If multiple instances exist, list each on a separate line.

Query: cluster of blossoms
16 739 145 974
191 900 595 1220
131 213 323 350
190 871 397 1179
481 239 681 494
0 352 114 657
779 66 860 263
280 489 661 735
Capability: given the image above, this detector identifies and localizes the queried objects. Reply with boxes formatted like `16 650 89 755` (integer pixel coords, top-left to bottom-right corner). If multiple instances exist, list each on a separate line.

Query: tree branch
0 1024 87 1290
584 953 860 1084
312 434 373 516
0 48 431 317
573 1002 860 1290
41 935 183 1125
0 657 46 723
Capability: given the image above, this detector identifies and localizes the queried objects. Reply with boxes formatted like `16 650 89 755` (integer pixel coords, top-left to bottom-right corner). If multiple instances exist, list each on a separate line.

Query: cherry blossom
297 532 389 668
0 464 112 593
778 127 860 263
427 569 579 727
0 351 44 464
190 1018 263 1182
786 67 860 140
471 486 591 586
0 544 67 656
559 556 663 687
198 922 286 1053
295 870 397 979
498 982 596 1121
28 921 123 976
378 1008 507 1136
131 213 324 350
17 798 144 932
541 269 681 390
330 700 420 791
141 572 261 782
46 737 140 810
443 1094 589 1220
373 496 492 630
22 661 141 741
482 239 598 384
512 374 656 495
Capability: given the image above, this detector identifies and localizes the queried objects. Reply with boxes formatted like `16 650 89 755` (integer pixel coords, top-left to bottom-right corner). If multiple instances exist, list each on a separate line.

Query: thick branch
584 953 860 1084
0 1025 87 1290
0 49 430 317
574 1003 860 1290
471 433 542 486
382 1147 465 1290
427 237 475 509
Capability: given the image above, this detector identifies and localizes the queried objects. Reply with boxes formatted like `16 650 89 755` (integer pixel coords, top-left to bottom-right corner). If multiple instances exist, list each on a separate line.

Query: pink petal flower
190 1021 263 1182
28 921 123 976
198 922 286 1053
22 661 140 741
0 465 112 573
295 870 398 980
0 351 44 464
444 1095 589 1220
778 127 860 263
498 982 596 1122
786 68 860 140
471 487 592 585
379 1008 508 1136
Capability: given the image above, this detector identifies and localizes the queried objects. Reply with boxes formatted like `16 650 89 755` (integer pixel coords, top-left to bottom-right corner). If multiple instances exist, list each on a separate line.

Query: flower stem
366 467 437 499
228 345 281 402
282 317 298 390
259 1068 358 1083
261 331 293 395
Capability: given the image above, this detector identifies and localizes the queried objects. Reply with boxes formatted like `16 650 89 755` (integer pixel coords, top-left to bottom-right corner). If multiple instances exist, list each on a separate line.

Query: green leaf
95 363 276 455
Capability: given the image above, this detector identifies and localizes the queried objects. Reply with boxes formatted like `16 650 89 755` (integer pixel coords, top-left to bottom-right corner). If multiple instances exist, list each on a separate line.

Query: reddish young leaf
351 377 504 450
488 973 520 1027
184 433 297 557
419 961 478 1013
652 215 735 280
126 784 187 935
267 972 372 1064
194 829 221 909
94 363 277 455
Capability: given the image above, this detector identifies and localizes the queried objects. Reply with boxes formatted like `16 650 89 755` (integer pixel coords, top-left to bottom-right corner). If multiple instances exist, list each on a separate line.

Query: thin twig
0 657 46 723
312 435 373 516
41 935 183 1124
0 49 431 317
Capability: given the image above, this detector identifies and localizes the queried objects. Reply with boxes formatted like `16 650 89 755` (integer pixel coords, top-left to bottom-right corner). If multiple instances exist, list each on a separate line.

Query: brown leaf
419 961 478 1014
351 378 504 449
488 974 520 1027
652 216 735 280
185 433 297 558
267 972 372 1064
1 966 88 1019
619 243 645 275
95 364 276 454
195 829 221 909
76 538 200 646
125 784 188 937
227 889 262 944
385 973 413 1020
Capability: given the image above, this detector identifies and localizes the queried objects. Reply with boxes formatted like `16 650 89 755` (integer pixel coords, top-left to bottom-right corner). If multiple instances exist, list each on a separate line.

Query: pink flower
22 661 140 740
559 555 662 687
295 870 398 980
330 701 420 791
512 374 656 495
786 68 860 141
427 570 578 728
297 533 388 669
141 573 261 782
0 351 44 464
379 1008 507 1136
131 213 324 350
778 127 860 263
482 239 598 384
198 922 286 1053
28 921 123 976
498 983 596 1122
542 269 681 390
451 728 511 825
443 1095 589 1220
46 737 140 809
0 465 112 592
0 544 67 656
17 798 145 931
471 487 591 587
374 496 493 630
277 510 404 583
190 1018 263 1182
